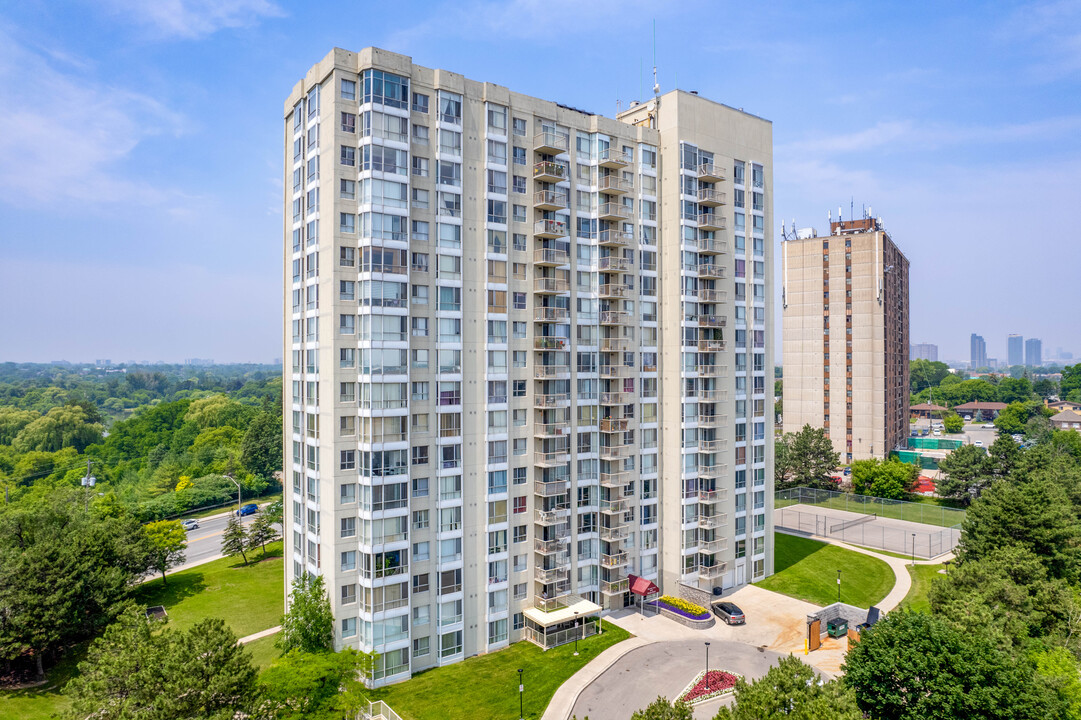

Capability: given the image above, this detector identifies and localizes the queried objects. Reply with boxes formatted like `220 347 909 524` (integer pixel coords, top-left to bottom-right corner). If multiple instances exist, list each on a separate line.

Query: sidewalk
541 634 650 720
237 625 281 645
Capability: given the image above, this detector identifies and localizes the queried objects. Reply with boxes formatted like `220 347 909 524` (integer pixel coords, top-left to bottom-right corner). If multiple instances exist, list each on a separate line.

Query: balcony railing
535 537 567 554
600 526 629 542
599 202 632 220
697 388 729 402
534 248 569 266
598 229 633 247
533 160 567 182
697 238 728 255
698 439 728 453
597 147 631 168
697 338 727 352
600 471 631 488
598 256 633 272
697 213 725 231
601 552 629 568
534 479 570 497
600 174 632 194
697 162 725 181
599 337 630 352
697 288 728 303
697 187 726 206
699 315 727 329
698 512 728 530
534 306 569 322
534 365 570 379
598 283 631 299
600 391 633 405
699 537 729 553
601 578 630 595
599 364 632 378
600 418 630 433
535 393 571 408
536 507 571 524
697 263 725 279
534 189 569 211
534 218 568 238
600 498 628 514
699 462 729 479
534 336 567 350
535 566 570 583
600 444 632 460
699 561 727 578
534 421 570 437
534 277 570 294
535 130 570 154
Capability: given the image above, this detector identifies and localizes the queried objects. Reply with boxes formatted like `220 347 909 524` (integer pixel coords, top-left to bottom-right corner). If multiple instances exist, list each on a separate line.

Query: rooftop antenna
850 198 854 223
652 19 660 97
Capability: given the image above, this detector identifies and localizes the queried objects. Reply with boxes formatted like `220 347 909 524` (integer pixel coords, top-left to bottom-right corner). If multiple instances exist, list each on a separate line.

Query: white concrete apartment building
283 47 774 684
782 216 910 462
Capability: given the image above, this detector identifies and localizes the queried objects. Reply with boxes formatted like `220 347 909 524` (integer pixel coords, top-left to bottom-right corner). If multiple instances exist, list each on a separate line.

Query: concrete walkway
237 625 281 645
541 635 650 720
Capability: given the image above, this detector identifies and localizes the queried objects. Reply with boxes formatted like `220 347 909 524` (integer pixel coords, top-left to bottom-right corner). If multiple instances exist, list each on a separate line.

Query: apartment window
341 112 356 133
341 78 356 101
412 285 429 304
412 188 429 209
412 124 429 145
340 146 355 166
340 450 356 470
512 146 526 165
412 446 429 466
413 156 429 177
512 176 527 194
412 252 429 272
413 510 430 530
512 497 526 514
413 573 430 593
412 92 429 114
341 584 357 605
340 517 356 538
413 476 429 497
413 637 430 658
513 467 527 485
512 117 527 136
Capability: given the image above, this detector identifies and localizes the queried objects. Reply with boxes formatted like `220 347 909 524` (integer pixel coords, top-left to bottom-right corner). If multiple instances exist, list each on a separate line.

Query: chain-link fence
775 506 960 558
776 486 965 528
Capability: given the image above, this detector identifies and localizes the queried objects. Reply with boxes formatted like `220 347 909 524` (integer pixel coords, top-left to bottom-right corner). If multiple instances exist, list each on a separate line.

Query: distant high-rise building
970 334 987 369
1007 334 1024 366
783 214 910 462
1025 338 1042 367
910 343 938 362
284 47 776 679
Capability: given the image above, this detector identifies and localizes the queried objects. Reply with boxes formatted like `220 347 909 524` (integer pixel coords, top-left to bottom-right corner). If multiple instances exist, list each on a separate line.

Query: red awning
628 574 660 597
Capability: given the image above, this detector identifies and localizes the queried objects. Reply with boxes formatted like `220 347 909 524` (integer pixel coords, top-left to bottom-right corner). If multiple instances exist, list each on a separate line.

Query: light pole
837 569 842 604
573 611 580 656
227 472 241 514
911 533 916 566
704 641 711 691
517 668 524 720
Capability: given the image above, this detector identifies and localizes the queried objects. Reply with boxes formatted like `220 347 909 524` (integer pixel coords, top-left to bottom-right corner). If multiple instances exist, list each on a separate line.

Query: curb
542 636 650 720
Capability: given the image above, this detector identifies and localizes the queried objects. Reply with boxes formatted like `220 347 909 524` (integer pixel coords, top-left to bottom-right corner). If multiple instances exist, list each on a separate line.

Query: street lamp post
911 533 916 566
517 668 524 720
573 611 580 656
704 641 711 691
837 569 842 604
227 473 241 513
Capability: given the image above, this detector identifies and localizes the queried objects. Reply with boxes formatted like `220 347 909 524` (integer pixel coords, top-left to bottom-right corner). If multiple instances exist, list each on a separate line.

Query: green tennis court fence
775 486 965 528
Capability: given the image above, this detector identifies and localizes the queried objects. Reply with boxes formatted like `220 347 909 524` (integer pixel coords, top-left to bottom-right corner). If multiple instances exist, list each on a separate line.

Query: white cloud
0 28 188 207
101 0 284 40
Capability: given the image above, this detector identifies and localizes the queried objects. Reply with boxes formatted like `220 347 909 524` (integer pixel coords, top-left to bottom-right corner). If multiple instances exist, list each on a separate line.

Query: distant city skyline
1 1 1080 362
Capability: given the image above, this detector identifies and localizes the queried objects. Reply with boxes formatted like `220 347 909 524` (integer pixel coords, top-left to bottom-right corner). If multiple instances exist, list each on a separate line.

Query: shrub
654 595 709 619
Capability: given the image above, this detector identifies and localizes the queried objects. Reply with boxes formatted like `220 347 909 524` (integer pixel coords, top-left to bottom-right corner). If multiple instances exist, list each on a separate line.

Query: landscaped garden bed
676 669 741 705
649 595 710 620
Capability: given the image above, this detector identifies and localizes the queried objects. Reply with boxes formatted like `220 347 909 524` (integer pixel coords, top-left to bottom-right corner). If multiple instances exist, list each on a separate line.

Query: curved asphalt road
170 502 278 571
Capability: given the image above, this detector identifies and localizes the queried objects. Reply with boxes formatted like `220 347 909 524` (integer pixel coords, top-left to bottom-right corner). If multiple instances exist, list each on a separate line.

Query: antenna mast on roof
652 20 660 97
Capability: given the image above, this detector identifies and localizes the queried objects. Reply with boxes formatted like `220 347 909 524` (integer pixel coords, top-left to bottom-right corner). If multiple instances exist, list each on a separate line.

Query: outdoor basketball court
776 503 960 558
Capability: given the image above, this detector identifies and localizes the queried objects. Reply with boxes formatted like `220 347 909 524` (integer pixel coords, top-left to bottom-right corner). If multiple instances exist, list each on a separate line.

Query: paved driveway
570 640 787 720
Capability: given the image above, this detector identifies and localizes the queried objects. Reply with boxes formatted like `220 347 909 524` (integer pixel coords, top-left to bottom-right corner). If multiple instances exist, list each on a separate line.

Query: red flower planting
679 670 739 703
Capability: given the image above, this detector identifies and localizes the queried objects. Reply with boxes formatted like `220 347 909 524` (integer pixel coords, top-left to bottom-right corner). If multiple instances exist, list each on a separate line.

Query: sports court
775 504 960 558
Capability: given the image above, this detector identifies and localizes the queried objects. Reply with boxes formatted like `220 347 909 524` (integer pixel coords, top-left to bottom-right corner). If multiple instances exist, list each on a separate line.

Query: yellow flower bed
657 595 708 617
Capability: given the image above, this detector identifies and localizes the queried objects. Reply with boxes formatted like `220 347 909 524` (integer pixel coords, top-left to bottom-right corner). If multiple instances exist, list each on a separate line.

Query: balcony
599 364 632 379
600 391 633 405
600 174 632 194
598 256 633 272
698 462 729 479
598 229 634 248
700 537 729 553
598 283 631 299
698 263 725 279
697 213 725 231
699 314 727 329
597 147 631 168
534 189 569 211
599 310 631 326
534 365 570 380
699 561 727 578
698 439 728 454
536 507 571 525
535 130 570 155
600 525 629 542
697 288 728 303
697 413 724 428
600 471 630 488
534 218 568 239
698 162 725 182
599 337 630 352
534 306 569 322
535 537 567 554
533 160 567 183
600 418 630 433
698 512 728 530
698 488 728 504
533 277 569 294
535 393 571 408
535 479 570 497
601 578 630 595
600 498 628 514
601 552 629 569
600 444 632 461
697 388 729 402
698 238 728 255
535 450 570 467
697 187 726 206
697 338 727 352
535 566 570 584
599 202 632 221
534 421 570 437
534 336 567 350
534 248 569 266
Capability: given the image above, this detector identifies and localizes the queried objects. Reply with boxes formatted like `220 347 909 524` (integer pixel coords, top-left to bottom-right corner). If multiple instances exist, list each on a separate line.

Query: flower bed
650 595 710 620
676 669 741 705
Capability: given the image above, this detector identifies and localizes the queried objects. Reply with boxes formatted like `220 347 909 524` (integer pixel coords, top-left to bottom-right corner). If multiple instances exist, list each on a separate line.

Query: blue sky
1 0 1079 364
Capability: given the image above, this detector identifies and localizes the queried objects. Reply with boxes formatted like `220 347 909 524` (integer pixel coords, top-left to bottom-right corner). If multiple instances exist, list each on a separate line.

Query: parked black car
712 601 746 625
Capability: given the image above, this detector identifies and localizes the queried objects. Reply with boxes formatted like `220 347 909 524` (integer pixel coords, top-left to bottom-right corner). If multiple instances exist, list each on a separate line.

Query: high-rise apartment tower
1008 334 1024 367
782 215 909 462
910 343 938 362
283 47 774 683
971 333 987 369
1025 338 1042 367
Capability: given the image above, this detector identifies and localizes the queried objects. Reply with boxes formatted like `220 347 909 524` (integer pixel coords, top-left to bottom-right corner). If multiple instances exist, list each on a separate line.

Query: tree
65 606 258 720
257 649 372 720
1034 378 1058 399
143 519 187 584
630 696 693 720
0 407 39 445
278 574 335 655
11 405 103 453
776 425 840 490
716 654 861 720
942 412 964 433
999 377 1034 404
935 444 989 503
264 498 284 525
987 435 1021 476
248 511 279 555
957 474 1081 581
221 513 250 565
995 401 1045 436
240 406 282 482
909 359 950 394
850 459 916 500
1062 364 1081 398
842 610 1065 720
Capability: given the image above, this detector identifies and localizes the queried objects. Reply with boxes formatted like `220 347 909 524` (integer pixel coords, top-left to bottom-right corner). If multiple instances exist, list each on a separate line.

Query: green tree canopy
12 405 103 453
935 444 989 503
143 519 187 584
277 574 334 655
630 696 693 720
999 377 1034 404
850 459 917 500
221 513 250 565
715 654 861 720
241 406 283 481
942 412 964 433
909 359 951 394
776 425 840 490
257 649 372 720
0 407 40 445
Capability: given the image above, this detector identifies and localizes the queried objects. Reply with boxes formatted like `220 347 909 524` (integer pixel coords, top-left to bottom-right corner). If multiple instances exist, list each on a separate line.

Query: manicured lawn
372 620 631 720
901 563 947 613
244 633 283 671
133 541 284 638
755 532 895 608
781 490 965 528
0 543 284 720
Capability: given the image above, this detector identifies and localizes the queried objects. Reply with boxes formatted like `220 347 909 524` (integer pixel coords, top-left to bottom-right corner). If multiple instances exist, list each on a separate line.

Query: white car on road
181 519 199 531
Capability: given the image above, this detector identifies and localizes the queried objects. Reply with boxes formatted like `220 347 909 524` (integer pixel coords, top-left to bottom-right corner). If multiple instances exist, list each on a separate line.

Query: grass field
371 621 631 720
900 563 947 613
0 543 284 720
776 488 965 528
755 532 895 608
